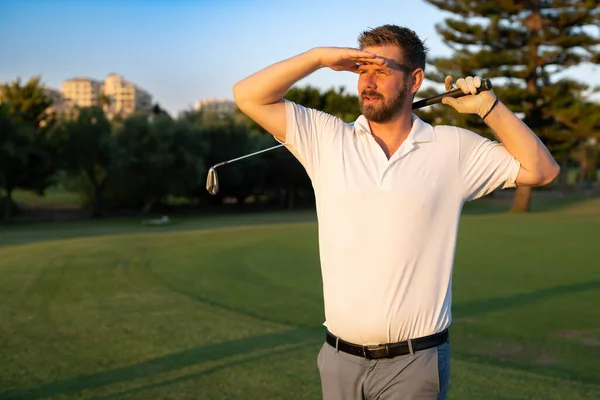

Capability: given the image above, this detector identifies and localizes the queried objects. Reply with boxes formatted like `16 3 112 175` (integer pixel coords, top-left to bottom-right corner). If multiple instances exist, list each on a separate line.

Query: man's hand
316 47 386 73
442 75 498 120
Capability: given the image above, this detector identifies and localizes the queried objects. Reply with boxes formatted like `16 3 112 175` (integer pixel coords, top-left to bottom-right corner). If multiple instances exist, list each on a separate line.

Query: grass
0 195 599 399
9 188 82 208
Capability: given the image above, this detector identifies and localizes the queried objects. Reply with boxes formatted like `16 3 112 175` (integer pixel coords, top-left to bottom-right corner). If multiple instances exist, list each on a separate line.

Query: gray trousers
317 338 450 400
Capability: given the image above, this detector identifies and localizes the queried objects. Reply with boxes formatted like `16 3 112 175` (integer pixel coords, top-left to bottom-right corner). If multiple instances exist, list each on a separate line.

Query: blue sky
1 0 598 116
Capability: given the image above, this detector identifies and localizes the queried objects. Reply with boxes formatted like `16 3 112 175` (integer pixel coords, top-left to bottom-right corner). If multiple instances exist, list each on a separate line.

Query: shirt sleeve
457 127 521 202
281 100 344 181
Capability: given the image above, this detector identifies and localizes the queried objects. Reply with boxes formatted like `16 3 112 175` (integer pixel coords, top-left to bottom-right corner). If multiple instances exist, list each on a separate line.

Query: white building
61 77 102 108
103 73 152 118
60 74 152 119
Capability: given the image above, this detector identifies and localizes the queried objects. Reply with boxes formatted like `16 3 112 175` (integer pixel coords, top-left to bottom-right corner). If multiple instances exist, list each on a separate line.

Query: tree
543 79 600 189
1 76 53 125
0 77 54 219
48 107 112 217
424 0 600 211
166 118 209 201
0 105 35 219
321 86 362 122
187 110 271 205
108 113 207 213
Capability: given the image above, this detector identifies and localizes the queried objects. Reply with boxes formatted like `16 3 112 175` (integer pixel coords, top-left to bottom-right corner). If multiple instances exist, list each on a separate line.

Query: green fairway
1 197 599 399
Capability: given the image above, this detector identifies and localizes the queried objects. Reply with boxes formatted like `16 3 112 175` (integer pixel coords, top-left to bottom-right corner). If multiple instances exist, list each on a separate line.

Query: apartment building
59 74 152 119
103 73 152 118
61 77 102 108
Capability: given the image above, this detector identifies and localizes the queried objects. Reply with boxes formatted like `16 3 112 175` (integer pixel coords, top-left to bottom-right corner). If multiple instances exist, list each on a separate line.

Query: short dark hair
358 25 429 71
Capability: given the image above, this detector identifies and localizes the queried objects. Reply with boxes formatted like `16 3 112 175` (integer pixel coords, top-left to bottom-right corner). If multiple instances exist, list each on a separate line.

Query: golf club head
206 167 219 195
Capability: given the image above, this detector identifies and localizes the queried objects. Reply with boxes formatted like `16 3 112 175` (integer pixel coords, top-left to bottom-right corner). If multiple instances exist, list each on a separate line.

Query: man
233 25 559 400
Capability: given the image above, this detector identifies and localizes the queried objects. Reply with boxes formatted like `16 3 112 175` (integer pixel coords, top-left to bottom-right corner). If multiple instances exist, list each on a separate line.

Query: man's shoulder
431 123 460 135
429 124 499 155
286 100 348 124
420 123 459 146
429 124 480 144
285 100 356 140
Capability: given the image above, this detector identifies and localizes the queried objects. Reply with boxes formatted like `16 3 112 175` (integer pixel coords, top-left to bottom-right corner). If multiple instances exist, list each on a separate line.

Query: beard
359 84 408 123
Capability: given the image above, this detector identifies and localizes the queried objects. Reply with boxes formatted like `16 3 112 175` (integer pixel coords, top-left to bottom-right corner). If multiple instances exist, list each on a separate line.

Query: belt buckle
362 344 392 360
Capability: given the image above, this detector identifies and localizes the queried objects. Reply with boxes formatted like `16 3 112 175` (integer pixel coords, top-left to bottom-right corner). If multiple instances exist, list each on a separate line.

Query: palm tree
1 76 52 125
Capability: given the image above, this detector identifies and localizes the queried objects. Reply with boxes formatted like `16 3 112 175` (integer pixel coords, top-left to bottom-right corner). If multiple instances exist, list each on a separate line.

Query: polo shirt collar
352 114 436 144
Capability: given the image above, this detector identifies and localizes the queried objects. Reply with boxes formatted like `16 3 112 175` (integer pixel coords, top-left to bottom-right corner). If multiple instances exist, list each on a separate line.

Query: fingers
455 76 483 95
455 78 467 94
348 49 386 65
357 58 386 66
465 76 478 95
445 75 454 92
356 57 386 66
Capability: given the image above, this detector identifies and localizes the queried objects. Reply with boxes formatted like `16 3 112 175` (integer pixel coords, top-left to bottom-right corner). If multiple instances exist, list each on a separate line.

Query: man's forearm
484 101 560 186
233 48 323 107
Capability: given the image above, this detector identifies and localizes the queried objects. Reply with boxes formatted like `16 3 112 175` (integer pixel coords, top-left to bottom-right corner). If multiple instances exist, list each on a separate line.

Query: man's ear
411 68 425 95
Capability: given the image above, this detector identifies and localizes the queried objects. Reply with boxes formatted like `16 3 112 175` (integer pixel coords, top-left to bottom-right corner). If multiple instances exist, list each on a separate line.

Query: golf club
206 79 492 195
206 144 285 195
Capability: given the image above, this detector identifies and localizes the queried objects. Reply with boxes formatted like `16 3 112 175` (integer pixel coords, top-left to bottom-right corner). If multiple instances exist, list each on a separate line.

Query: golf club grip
412 79 492 110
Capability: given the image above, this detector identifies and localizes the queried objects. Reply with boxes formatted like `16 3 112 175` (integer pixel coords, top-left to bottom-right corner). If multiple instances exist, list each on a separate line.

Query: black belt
326 329 448 360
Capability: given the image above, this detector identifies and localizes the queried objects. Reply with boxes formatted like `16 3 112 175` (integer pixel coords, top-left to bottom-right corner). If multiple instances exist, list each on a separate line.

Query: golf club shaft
212 144 285 169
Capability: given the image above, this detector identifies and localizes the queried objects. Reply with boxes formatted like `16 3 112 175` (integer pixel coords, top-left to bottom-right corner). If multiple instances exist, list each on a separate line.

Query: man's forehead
358 58 406 72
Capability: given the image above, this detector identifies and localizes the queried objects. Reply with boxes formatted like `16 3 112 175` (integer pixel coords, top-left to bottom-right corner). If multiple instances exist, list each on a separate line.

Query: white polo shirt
283 100 520 345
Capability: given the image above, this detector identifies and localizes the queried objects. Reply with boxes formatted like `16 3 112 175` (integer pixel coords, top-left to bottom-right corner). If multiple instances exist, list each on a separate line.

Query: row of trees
1 1 599 219
0 79 365 220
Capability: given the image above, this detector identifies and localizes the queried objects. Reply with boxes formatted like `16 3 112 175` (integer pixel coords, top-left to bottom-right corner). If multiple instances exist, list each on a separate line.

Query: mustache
361 90 384 99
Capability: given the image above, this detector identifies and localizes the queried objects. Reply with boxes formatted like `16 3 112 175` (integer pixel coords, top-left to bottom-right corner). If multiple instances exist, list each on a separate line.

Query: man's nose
362 74 377 89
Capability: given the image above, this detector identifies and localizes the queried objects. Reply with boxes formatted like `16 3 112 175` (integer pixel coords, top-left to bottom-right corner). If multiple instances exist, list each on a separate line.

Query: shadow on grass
87 341 319 400
145 262 319 328
451 280 600 386
454 280 600 318
0 327 323 400
453 350 600 387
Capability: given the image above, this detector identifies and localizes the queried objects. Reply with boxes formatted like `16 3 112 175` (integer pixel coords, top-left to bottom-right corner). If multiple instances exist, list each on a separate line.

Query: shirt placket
380 141 416 189
360 129 417 187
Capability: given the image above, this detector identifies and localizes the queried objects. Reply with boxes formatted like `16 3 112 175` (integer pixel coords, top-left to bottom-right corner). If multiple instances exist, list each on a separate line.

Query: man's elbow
537 163 561 186
518 164 560 187
233 81 263 116
232 82 245 109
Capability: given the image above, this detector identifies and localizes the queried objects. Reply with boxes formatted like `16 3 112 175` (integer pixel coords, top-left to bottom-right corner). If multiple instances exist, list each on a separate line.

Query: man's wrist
481 97 499 120
309 47 327 69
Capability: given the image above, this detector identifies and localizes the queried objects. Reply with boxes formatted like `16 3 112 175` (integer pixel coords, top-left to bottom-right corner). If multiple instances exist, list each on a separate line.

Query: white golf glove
441 75 498 120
